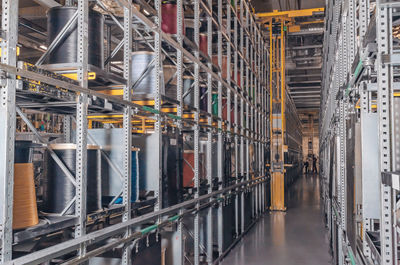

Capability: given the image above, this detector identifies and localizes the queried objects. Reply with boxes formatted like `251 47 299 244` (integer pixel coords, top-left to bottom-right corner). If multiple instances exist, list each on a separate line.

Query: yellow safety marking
298 20 324 25
257 8 325 18
355 104 377 109
0 46 20 56
88 114 123 119
98 89 124 96
288 25 301 33
162 107 177 112
134 100 154 105
62 72 96 80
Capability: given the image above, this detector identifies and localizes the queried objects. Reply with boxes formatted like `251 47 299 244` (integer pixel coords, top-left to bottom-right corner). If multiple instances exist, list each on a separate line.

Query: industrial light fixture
143 9 150 16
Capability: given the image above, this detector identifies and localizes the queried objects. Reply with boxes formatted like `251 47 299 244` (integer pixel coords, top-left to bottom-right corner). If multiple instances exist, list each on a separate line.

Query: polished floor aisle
220 174 332 265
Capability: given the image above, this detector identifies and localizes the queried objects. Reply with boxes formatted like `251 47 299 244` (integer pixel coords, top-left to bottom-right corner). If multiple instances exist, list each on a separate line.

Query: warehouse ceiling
252 0 325 133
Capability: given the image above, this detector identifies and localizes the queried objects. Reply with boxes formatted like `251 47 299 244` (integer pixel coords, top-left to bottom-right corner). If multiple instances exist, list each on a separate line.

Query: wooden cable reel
13 163 39 229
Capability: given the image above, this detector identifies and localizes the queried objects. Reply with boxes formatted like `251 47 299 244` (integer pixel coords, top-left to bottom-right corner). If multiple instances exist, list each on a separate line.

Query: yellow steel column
261 8 323 212
269 19 286 211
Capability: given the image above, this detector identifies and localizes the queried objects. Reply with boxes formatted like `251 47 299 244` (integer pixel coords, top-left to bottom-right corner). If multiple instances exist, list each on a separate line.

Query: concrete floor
220 174 332 265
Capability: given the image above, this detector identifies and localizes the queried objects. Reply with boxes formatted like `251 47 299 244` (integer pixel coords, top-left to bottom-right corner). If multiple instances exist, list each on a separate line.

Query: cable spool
199 140 218 180
101 147 139 204
131 52 178 99
131 131 182 208
13 163 39 229
161 1 184 35
212 55 228 79
183 76 194 107
185 19 203 43
15 140 43 163
212 94 218 116
183 151 206 188
222 98 235 122
43 144 101 215
15 140 34 163
46 7 104 69
200 86 208 112
199 33 208 55
131 51 156 97
163 64 177 100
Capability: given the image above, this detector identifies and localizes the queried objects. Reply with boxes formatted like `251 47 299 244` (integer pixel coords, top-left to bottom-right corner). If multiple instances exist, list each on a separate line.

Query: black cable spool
43 144 101 215
161 131 183 208
46 7 104 69
15 140 43 163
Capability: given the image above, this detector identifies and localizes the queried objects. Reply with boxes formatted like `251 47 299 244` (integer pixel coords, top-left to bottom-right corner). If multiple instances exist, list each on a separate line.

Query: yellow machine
258 8 324 211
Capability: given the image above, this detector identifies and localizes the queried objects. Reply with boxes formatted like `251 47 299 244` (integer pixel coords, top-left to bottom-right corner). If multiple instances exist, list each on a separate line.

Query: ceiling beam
288 29 324 36
296 102 320 104
289 86 321 89
289 65 322 70
290 91 321 94
288 45 323 50
288 74 322 78
291 56 322 61
256 7 325 18
293 97 321 100
288 80 321 85
292 96 321 99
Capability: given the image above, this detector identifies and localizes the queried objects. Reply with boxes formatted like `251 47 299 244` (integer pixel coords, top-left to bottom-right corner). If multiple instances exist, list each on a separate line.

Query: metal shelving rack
0 0 270 264
321 0 400 264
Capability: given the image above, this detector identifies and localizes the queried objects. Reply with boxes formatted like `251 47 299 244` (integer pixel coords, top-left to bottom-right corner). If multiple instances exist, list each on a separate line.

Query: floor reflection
220 174 332 265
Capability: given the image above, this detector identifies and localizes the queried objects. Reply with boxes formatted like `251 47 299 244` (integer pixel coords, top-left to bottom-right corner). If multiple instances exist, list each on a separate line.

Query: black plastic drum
43 144 101 215
14 141 42 163
46 7 104 69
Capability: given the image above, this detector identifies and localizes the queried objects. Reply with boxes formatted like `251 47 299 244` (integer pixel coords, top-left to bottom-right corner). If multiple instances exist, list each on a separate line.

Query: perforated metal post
240 0 245 234
194 0 200 263
75 0 89 258
337 10 348 265
358 0 371 258
154 0 162 212
217 0 224 255
176 0 184 263
206 0 213 262
348 0 355 69
376 1 395 264
122 5 133 265
233 0 240 237
0 0 18 262
63 116 72 142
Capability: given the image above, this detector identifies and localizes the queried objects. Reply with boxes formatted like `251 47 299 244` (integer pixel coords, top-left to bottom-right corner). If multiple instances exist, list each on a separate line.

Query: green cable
348 248 356 265
141 106 182 121
346 59 363 97
142 106 159 115
140 214 181 235
168 215 180 222
140 224 158 235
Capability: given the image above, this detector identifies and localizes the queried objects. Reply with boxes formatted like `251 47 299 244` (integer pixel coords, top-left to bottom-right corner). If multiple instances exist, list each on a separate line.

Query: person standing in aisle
304 160 309 174
312 155 318 174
